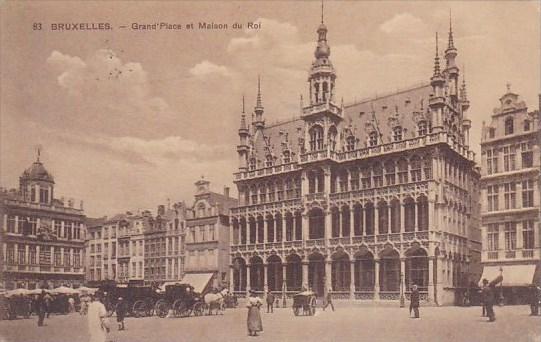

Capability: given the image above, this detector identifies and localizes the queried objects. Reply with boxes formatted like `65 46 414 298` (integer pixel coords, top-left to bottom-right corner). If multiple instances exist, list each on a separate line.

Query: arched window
365 202 375 235
331 207 340 237
322 82 328 102
418 121 427 136
259 184 266 203
328 126 338 151
390 199 401 233
505 117 514 135
309 125 324 151
265 154 273 167
308 208 325 239
524 120 531 132
378 201 389 234
404 197 415 232
346 135 356 151
268 183 275 202
369 131 378 147
423 157 432 180
361 167 371 189
392 126 403 142
417 196 429 231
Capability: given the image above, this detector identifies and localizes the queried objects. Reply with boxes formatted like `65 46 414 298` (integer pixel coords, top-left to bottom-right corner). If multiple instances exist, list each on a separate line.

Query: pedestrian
44 292 53 318
482 279 496 322
266 291 275 313
68 296 75 313
246 290 263 337
409 284 420 318
115 297 126 331
323 291 334 311
36 290 47 327
87 294 109 342
529 285 539 316
480 279 487 317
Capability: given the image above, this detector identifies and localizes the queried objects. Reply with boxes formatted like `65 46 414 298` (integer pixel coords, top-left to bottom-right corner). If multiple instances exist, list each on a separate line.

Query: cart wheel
173 300 188 317
193 302 205 316
132 300 147 318
292 306 300 316
155 300 169 318
310 297 317 316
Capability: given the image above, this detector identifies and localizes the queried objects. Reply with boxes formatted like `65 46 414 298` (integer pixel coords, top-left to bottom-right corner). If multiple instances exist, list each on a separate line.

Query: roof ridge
345 81 431 108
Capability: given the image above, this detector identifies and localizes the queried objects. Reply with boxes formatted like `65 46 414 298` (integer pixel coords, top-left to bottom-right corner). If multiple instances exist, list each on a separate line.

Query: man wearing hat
482 279 496 322
115 297 127 330
409 284 420 318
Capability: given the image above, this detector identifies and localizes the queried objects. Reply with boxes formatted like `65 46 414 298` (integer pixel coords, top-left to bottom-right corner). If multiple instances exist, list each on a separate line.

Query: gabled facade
230 15 480 305
480 88 541 303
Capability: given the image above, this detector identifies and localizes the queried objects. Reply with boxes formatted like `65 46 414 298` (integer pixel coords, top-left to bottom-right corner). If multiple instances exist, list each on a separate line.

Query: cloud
380 13 427 34
45 49 176 138
189 60 231 77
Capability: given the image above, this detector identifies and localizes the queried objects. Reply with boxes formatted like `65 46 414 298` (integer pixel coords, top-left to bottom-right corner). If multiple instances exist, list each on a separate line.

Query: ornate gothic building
230 16 480 305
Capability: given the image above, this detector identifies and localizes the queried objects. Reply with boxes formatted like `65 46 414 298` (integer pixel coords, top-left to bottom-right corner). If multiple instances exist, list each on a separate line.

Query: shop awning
479 265 537 286
180 273 214 293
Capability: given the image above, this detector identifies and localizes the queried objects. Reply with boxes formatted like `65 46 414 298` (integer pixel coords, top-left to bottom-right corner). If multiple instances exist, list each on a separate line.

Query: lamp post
399 271 405 308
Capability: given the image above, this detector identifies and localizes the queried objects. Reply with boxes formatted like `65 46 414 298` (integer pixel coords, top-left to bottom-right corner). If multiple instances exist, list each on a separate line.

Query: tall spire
321 0 324 24
433 32 441 77
256 75 263 109
460 65 468 100
448 9 455 50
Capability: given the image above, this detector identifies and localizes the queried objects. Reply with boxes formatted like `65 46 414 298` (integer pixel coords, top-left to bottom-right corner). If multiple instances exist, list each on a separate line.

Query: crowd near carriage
292 291 317 316
97 284 161 318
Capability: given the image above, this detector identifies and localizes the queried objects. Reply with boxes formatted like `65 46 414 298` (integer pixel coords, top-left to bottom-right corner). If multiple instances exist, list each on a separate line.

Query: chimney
80 200 84 210
224 186 230 198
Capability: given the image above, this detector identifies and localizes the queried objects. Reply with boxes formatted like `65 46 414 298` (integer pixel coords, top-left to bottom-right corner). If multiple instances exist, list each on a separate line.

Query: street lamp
399 271 405 308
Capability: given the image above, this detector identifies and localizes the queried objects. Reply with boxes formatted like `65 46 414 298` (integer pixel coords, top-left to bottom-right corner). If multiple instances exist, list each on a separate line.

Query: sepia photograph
0 1 540 341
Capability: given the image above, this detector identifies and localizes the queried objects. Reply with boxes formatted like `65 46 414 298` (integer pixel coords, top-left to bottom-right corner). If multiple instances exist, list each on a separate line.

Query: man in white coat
87 294 109 342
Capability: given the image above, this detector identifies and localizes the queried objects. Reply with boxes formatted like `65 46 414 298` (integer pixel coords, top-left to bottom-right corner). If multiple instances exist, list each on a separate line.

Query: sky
1 1 539 218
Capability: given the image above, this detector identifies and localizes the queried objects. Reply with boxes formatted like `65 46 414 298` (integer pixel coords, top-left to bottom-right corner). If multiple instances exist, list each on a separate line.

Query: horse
203 288 229 315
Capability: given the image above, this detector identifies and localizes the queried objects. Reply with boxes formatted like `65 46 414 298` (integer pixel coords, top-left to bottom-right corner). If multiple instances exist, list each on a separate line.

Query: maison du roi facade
479 89 540 304
229 17 481 306
0 155 86 290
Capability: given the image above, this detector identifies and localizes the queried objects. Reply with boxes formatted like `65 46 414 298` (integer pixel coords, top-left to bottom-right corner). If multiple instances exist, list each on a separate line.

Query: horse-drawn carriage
98 284 160 318
154 284 205 318
292 291 317 316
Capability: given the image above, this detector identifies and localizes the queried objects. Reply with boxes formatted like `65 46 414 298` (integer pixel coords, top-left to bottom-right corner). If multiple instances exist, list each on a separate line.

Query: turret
429 32 445 132
444 12 459 101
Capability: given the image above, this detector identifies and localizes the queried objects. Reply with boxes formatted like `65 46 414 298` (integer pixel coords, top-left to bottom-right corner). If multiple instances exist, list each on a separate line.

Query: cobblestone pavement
1 304 540 342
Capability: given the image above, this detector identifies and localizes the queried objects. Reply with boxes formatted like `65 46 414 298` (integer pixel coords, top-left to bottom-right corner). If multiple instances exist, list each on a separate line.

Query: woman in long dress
246 290 263 336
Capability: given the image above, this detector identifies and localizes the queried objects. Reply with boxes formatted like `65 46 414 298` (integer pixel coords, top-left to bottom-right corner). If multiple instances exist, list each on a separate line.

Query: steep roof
20 161 54 183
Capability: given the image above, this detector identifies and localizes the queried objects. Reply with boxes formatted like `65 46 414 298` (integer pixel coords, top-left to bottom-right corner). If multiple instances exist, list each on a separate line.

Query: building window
249 158 256 171
265 154 273 168
283 150 291 164
410 156 422 182
487 185 499 212
504 222 516 251
487 224 499 251
309 125 324 151
392 127 402 142
368 132 378 147
39 188 49 204
346 136 355 151
397 159 408 184
350 169 359 190
522 179 534 207
7 215 15 233
486 149 498 175
488 128 495 138
385 161 395 186
423 158 432 180
503 145 516 172
17 245 25 265
361 167 371 189
523 120 531 131
259 185 267 203
504 117 514 135
418 121 427 136
29 246 36 265
521 142 533 168
373 163 383 188
503 182 516 210
523 220 535 249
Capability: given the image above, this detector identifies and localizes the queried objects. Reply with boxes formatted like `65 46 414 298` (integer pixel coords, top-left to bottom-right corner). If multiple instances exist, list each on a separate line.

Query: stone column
374 260 380 300
25 245 29 265
230 266 235 292
302 214 308 241
14 216 19 234
516 221 524 249
263 263 268 292
362 207 366 237
435 256 442 305
350 206 355 238
350 260 355 300
325 260 332 295
400 203 406 234
246 264 251 295
428 200 435 232
401 258 406 290
324 210 332 241
427 256 434 303
374 206 379 235
282 264 287 291
2 214 7 232
339 207 343 238
302 262 309 289
413 201 417 232
255 221 259 244
282 214 287 242
60 247 65 267
246 220 251 245
263 218 268 244
229 219 234 246
301 171 309 196
61 221 65 239
36 245 40 264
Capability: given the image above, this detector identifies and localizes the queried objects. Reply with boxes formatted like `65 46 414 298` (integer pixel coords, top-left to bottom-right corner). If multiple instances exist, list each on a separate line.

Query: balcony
305 239 325 247
487 251 498 260
505 251 516 259
522 250 534 258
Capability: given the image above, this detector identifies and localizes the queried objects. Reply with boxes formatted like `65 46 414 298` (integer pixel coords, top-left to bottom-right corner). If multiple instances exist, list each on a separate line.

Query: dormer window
505 117 514 135
392 126 402 142
249 157 256 171
283 150 291 164
369 131 378 147
346 136 355 151
418 121 427 136
489 128 495 139
265 154 273 168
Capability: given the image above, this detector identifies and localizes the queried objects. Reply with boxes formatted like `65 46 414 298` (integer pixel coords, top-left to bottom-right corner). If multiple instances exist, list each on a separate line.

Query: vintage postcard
0 1 540 342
